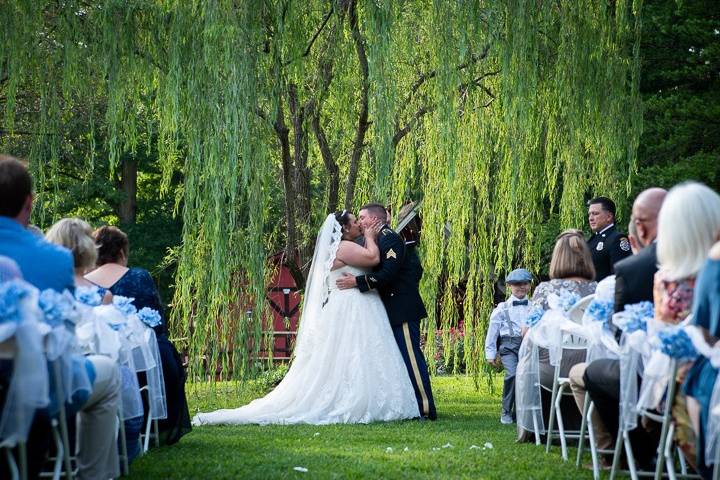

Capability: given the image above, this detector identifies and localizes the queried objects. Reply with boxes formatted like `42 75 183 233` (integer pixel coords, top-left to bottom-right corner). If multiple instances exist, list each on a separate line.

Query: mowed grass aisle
128 376 594 479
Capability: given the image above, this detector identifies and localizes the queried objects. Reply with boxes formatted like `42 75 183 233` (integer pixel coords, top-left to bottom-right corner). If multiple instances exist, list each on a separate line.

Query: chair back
567 294 595 324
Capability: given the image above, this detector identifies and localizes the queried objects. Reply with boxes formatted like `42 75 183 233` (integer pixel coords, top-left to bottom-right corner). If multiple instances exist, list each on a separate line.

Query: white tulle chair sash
0 285 50 447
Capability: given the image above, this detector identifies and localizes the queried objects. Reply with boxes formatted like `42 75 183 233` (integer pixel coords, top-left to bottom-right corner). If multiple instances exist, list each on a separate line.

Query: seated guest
614 188 667 311
516 229 597 442
45 217 149 463
45 217 113 304
585 181 720 472
683 240 720 479
0 156 74 292
484 268 533 425
569 188 666 466
0 155 122 480
86 226 191 445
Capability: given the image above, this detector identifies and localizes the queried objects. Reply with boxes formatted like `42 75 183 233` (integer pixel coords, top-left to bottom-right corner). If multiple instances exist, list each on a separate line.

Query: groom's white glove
336 273 357 290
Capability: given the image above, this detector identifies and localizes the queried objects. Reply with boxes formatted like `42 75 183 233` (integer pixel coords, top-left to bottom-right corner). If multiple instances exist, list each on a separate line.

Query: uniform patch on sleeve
386 248 397 259
619 237 630 251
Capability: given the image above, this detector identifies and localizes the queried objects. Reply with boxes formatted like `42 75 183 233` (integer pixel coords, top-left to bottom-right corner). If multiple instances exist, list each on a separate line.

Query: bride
192 211 420 425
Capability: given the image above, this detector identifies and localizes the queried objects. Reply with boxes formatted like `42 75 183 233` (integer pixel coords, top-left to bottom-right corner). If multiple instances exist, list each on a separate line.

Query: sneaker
500 414 513 425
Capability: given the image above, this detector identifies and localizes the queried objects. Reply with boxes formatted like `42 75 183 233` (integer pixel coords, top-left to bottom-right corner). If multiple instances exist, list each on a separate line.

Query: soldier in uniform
336 202 437 420
586 196 632 281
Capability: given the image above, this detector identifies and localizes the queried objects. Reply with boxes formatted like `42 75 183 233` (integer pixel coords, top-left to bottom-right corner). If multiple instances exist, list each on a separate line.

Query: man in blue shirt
0 155 74 292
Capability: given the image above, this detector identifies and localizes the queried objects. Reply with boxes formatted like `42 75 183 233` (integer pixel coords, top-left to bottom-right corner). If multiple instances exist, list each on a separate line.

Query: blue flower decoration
113 295 137 317
137 307 162 328
523 307 544 328
0 280 34 324
616 301 653 333
38 289 77 328
585 298 614 327
557 291 581 312
656 327 698 361
75 286 103 307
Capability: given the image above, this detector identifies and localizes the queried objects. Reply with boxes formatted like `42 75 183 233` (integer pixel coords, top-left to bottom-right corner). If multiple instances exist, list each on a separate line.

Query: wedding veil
291 214 342 361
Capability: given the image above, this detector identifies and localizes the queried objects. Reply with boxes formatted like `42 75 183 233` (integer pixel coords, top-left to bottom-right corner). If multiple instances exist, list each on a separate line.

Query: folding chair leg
664 423 677 480
532 410 541 446
624 429 640 480
713 441 720 480
153 419 159 448
555 385 568 461
576 395 590 468
587 406 601 480
677 445 688 475
143 414 152 453
546 380 559 453
17 442 27 480
49 420 64 480
4 448 19 480
609 425 624 480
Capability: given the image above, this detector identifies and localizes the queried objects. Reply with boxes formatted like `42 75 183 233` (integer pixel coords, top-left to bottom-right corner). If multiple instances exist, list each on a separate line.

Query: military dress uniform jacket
355 225 428 327
587 224 632 282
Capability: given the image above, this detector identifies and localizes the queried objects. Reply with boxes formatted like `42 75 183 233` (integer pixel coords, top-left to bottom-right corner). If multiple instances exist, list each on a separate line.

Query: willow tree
0 0 642 382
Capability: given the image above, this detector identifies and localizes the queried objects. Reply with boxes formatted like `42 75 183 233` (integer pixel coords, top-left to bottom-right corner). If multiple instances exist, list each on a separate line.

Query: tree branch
311 111 339 213
401 43 493 109
282 6 334 66
392 105 433 147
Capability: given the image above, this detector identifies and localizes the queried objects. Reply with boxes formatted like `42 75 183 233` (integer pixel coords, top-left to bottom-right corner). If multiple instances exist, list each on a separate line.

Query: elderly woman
516 229 597 442
85 226 191 445
656 183 720 478
45 218 112 303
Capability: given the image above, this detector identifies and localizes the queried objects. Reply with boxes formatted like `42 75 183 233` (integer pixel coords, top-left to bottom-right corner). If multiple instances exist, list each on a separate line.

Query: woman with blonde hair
45 217 112 303
652 182 720 477
516 229 597 442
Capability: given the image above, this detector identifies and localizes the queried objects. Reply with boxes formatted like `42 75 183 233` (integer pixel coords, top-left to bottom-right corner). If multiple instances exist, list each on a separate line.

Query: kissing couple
193 202 437 425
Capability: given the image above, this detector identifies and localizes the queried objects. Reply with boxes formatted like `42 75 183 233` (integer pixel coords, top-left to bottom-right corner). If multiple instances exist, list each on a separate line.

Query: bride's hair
334 210 351 231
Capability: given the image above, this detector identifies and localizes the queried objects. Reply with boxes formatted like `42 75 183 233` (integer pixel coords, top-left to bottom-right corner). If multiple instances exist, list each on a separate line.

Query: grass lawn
128 375 595 479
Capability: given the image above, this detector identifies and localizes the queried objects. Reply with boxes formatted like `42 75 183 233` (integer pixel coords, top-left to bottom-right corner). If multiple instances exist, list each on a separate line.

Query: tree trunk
274 98 305 289
118 157 137 224
311 111 339 213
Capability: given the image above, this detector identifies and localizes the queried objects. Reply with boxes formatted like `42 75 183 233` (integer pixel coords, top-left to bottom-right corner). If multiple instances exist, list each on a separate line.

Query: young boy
484 268 533 424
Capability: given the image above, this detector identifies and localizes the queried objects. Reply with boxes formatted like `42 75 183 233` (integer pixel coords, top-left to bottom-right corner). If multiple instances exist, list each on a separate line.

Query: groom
337 203 437 420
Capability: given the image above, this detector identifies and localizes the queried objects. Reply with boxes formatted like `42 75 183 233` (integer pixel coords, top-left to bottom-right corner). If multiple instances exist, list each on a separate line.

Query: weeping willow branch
344 0 370 209
0 0 643 385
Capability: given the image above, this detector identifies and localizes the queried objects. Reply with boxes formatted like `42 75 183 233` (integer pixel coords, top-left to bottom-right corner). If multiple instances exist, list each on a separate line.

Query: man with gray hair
575 187 668 469
613 187 667 310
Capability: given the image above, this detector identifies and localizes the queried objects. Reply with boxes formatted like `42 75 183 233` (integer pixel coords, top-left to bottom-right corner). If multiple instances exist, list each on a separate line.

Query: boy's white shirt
484 294 531 360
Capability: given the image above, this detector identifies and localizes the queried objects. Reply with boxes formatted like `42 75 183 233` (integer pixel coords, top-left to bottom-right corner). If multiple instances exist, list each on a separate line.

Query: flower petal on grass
293 467 308 473
483 442 494 449
442 443 453 449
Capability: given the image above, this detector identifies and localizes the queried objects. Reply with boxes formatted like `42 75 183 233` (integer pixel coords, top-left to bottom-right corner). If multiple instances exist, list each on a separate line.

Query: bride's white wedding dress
192 217 419 425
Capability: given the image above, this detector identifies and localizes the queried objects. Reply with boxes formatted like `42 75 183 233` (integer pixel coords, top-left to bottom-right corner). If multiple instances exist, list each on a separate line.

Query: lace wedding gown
192 265 419 425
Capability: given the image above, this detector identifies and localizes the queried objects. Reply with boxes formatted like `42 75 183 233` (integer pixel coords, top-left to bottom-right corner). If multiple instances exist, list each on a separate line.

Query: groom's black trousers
392 321 437 420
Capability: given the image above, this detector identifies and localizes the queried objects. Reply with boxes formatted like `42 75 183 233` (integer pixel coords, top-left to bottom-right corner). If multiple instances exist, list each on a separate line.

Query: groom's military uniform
355 225 437 420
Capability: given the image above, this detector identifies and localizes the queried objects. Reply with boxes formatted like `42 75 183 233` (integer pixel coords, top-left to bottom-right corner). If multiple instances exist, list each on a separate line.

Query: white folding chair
609 359 700 480
40 359 76 480
544 330 589 460
138 385 160 454
0 338 35 480
545 296 593 461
